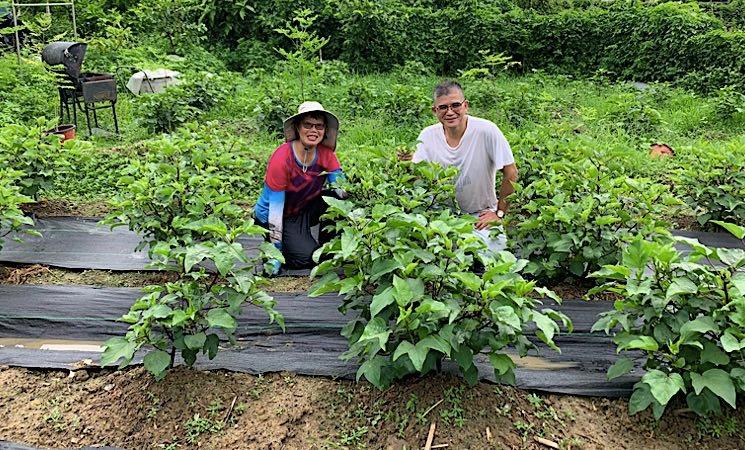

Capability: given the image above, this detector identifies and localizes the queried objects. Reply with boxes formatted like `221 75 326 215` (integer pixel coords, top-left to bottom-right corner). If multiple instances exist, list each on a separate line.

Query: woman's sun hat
283 101 340 150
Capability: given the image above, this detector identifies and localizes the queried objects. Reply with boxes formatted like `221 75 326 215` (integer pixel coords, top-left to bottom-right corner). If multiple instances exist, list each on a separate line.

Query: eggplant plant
100 130 283 379
592 223 745 418
311 158 572 389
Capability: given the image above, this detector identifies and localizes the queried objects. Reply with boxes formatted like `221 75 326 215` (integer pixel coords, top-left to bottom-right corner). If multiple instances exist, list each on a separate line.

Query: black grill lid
41 42 87 79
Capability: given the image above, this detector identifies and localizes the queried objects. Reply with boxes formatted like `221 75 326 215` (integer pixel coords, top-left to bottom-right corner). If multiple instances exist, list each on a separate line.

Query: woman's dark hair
294 111 327 130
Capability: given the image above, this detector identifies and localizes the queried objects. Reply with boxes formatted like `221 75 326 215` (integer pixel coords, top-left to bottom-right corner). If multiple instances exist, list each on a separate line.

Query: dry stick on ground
422 445 448 449
486 426 492 441
534 436 560 449
420 398 444 419
223 395 238 424
424 422 437 450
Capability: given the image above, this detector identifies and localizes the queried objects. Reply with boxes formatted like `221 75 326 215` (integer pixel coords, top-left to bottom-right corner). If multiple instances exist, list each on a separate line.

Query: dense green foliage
0 168 37 251
9 1 744 90
509 158 678 280
0 120 88 199
310 154 571 389
195 1 744 91
100 127 283 379
592 226 745 418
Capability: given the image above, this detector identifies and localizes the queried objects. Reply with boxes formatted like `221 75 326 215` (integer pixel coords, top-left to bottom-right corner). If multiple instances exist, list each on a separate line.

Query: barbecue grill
41 41 119 135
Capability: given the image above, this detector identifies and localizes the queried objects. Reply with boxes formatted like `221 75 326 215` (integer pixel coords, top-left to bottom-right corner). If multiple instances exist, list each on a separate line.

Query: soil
1 367 743 450
22 199 111 218
0 264 312 292
0 265 178 288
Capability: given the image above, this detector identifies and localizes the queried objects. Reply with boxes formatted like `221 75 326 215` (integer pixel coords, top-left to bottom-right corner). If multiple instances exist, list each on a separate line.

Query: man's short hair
433 80 463 100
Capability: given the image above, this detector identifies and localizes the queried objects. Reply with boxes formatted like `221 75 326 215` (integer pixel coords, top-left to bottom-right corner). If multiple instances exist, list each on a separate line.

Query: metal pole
71 0 77 38
12 1 21 63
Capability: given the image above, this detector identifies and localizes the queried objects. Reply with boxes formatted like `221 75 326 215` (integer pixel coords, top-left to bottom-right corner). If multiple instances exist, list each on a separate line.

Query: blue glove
266 258 281 276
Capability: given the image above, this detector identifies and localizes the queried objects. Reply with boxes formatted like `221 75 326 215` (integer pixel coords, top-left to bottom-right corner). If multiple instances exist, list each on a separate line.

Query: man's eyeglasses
301 122 326 131
434 100 466 113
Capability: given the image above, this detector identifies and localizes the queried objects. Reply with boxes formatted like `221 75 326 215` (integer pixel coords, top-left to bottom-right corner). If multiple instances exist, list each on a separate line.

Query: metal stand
82 99 119 136
11 1 77 62
57 86 119 136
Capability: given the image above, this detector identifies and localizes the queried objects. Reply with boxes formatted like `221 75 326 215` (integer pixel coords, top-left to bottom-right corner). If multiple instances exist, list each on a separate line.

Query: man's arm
475 163 518 230
497 163 518 213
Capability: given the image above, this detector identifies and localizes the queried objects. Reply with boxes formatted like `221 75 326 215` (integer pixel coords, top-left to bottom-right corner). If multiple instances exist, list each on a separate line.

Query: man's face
433 91 468 129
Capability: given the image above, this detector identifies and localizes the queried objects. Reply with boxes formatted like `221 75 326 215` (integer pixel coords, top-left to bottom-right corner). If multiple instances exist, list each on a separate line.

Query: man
412 80 518 252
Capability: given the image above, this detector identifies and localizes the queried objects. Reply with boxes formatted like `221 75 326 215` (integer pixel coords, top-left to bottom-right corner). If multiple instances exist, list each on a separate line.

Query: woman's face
297 116 326 148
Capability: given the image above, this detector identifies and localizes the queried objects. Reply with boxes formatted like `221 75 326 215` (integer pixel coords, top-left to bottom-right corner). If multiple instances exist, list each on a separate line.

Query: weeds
439 386 466 428
184 413 223 444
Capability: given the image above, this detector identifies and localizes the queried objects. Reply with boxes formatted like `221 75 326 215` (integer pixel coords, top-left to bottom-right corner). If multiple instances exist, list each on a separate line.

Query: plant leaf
666 277 698 300
184 332 207 350
206 308 237 330
690 369 737 408
100 336 137 369
143 350 171 380
607 357 634 380
641 369 685 406
370 286 395 318
711 221 745 239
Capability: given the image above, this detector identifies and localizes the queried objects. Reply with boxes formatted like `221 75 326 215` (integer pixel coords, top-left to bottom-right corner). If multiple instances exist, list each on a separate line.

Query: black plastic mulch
0 285 639 398
0 218 741 273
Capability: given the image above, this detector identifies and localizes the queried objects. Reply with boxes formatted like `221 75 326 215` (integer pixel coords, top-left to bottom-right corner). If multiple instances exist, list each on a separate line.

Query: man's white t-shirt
412 116 515 214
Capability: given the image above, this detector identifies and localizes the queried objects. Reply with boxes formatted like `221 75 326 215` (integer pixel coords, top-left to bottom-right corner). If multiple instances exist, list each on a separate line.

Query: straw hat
283 101 340 150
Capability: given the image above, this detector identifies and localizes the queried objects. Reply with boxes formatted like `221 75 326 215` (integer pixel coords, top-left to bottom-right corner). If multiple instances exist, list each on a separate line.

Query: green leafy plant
459 50 521 80
100 128 283 379
274 9 329 100
0 168 37 251
0 55 56 124
677 150 745 228
136 72 232 133
591 224 745 418
131 0 206 53
0 120 77 199
713 85 745 122
508 156 679 281
310 158 571 389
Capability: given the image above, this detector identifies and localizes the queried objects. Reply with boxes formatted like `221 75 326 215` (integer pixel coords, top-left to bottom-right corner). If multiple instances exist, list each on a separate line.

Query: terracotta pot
44 124 76 142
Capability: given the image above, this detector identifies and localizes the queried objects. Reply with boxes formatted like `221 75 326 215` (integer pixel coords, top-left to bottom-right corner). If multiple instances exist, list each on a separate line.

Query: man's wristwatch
496 210 505 219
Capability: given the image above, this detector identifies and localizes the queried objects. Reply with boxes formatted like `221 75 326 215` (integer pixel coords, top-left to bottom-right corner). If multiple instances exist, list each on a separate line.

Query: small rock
74 370 89 382
103 383 115 392
68 370 76 379
385 436 409 450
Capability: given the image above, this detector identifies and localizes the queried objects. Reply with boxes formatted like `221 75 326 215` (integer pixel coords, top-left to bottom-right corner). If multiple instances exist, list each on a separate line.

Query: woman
254 101 345 274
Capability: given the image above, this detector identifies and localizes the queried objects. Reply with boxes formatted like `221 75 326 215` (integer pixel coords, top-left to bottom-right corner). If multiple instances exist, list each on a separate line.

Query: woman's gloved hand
266 258 282 276
334 187 349 200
